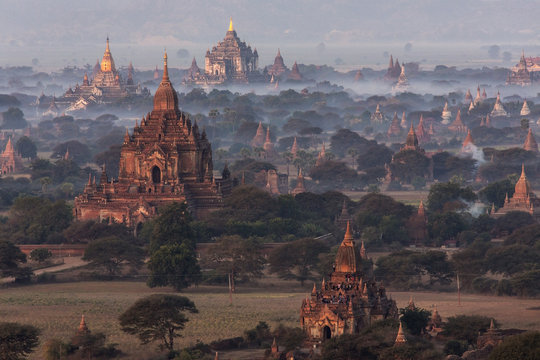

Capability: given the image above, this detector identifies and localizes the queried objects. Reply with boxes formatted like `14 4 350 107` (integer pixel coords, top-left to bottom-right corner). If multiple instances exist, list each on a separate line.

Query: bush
444 340 468 356
472 277 498 295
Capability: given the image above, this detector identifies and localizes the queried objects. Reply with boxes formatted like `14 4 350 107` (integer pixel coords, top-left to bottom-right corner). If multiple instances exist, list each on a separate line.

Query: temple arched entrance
152 166 161 184
323 326 331 340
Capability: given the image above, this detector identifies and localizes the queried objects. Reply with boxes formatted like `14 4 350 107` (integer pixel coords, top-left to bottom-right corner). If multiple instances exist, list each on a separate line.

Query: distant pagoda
524 128 539 152
448 109 467 133
441 102 452 124
370 104 385 123
288 61 303 81
416 115 429 143
507 51 532 86
387 112 402 137
490 91 507 117
268 49 288 77
392 66 409 92
520 100 531 116
491 164 539 218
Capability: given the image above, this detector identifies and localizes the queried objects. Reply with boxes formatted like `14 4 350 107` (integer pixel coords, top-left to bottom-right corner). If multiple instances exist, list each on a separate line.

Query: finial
162 50 169 81
228 17 234 31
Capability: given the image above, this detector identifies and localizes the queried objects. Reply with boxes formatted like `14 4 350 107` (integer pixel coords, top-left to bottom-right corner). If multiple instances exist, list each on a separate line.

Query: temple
0 137 24 174
267 49 288 77
387 112 402 138
186 19 261 85
416 115 429 143
441 102 452 124
461 129 475 154
523 128 539 152
370 104 385 123
60 38 148 112
490 92 507 117
491 165 540 219
520 100 531 116
448 109 467 133
507 51 532 86
392 66 409 92
288 61 303 81
384 55 401 81
300 222 398 342
74 52 230 226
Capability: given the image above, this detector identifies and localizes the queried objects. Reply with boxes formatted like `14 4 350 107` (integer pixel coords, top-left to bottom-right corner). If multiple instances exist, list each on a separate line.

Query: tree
442 315 493 345
479 178 515 208
147 243 201 291
148 202 195 254
268 238 329 285
330 128 369 157
51 140 91 164
389 150 431 184
119 294 198 351
0 322 40 359
1 107 28 129
0 240 27 278
83 236 144 276
15 136 37 160
204 235 265 288
30 248 52 263
485 245 540 276
427 181 477 213
399 307 431 336
489 331 540 360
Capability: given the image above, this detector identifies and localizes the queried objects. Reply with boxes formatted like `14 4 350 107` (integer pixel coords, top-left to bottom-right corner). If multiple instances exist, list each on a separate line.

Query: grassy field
0 281 539 359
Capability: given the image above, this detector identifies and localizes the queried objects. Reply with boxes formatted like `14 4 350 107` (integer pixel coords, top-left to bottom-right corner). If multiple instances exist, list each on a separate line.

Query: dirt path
0 257 88 284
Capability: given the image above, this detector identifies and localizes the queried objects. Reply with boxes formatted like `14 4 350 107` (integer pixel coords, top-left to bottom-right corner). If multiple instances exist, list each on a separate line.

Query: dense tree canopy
119 294 198 351
83 236 145 276
0 322 40 359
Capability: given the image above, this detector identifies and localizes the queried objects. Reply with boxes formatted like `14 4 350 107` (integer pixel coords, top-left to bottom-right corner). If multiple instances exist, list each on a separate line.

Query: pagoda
441 102 452 124
184 58 202 82
473 85 482 105
461 129 475 154
523 128 539 152
416 115 429 143
300 222 398 342
464 89 472 104
315 143 326 167
334 200 353 230
370 104 385 123
490 92 507 117
507 51 532 86
268 49 287 77
263 127 277 159
392 66 409 92
491 164 539 218
407 200 427 245
0 137 23 174
73 52 230 224
187 19 260 85
400 112 407 128
291 137 298 159
384 55 401 81
394 322 407 345
288 61 303 81
387 112 402 138
402 121 422 152
251 122 265 148
61 37 145 112
448 109 467 133
291 169 306 196
520 100 531 116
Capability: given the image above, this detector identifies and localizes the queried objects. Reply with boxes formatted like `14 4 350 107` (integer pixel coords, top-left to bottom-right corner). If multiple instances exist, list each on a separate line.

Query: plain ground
0 279 539 360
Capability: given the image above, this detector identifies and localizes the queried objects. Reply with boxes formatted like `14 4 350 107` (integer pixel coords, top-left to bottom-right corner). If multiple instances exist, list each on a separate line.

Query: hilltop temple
186 19 261 85
74 52 230 226
300 222 398 342
60 38 148 112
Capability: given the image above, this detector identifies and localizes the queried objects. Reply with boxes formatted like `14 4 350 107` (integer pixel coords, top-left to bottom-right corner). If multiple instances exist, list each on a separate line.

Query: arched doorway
152 166 161 184
323 326 331 340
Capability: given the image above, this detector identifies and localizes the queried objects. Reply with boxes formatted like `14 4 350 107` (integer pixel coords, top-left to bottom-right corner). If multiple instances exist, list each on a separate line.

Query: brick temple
74 52 230 227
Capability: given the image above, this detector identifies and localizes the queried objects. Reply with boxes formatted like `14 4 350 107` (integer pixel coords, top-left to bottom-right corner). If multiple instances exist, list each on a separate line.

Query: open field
0 281 539 359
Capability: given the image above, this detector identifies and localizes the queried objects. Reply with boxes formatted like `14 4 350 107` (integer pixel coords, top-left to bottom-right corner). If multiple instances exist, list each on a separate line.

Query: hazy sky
1 0 540 69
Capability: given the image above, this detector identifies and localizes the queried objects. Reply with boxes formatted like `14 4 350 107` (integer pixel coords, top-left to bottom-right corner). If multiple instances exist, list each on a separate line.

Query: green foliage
399 307 431 335
442 315 493 345
493 211 535 237
203 235 265 283
485 244 540 276
0 322 40 359
272 324 306 352
0 240 27 278
119 294 198 351
427 180 477 213
30 248 52 263
1 107 28 129
510 270 540 297
444 339 468 356
243 321 271 346
489 331 540 360
63 220 136 244
2 196 72 244
51 140 91 164
83 236 144 276
309 160 358 186
451 239 491 289
428 211 469 246
375 250 453 289
478 178 515 208
330 128 370 157
147 243 201 291
43 338 71 360
15 136 37 160
268 237 329 285
390 150 431 184
148 202 195 254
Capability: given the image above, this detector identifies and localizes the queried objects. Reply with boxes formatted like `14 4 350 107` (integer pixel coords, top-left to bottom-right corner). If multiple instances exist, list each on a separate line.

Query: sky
1 0 540 70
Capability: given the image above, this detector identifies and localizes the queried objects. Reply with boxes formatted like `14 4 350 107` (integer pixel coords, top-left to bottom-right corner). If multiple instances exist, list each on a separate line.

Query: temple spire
228 17 234 32
106 36 110 52
162 50 169 82
395 322 407 345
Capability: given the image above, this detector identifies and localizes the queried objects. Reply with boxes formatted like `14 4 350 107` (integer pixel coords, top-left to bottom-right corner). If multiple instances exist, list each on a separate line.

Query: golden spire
228 17 234 31
394 322 407 345
344 220 353 244
162 50 169 82
106 36 110 52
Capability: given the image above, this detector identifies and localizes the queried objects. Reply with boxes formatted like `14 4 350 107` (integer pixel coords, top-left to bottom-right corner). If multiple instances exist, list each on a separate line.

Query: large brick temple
300 222 398 342
74 52 230 227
